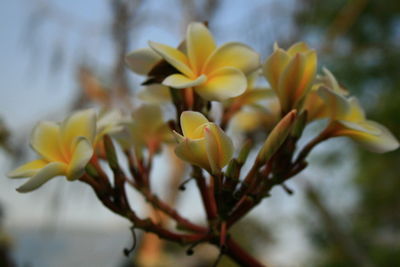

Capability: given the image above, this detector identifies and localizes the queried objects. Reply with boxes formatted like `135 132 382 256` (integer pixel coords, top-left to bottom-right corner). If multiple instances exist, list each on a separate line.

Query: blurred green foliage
296 0 400 266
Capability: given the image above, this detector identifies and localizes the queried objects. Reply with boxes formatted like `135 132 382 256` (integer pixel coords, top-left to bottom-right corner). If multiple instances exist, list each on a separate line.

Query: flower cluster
7 21 399 266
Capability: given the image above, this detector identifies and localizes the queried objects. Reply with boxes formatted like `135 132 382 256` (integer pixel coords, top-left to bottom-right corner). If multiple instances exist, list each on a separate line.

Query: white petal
125 48 162 75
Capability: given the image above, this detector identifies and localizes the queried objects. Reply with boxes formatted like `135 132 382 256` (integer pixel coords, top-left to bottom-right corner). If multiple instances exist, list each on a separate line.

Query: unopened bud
257 110 297 163
85 163 99 178
104 135 119 170
291 110 308 139
237 139 253 165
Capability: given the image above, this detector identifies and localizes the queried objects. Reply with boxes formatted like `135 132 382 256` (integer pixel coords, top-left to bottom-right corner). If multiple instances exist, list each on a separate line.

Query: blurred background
0 0 399 266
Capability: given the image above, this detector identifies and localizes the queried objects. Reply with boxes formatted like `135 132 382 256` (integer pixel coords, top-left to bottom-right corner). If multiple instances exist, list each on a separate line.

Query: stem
134 184 206 233
294 126 332 166
192 166 218 221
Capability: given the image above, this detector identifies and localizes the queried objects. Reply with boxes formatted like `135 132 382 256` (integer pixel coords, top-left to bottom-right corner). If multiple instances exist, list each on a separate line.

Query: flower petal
149 41 194 77
96 109 124 139
287 42 310 57
163 74 207 89
138 84 171 103
319 68 348 95
317 87 350 120
125 48 161 75
67 137 94 180
204 42 260 75
175 137 210 170
204 124 234 173
195 67 247 101
8 159 48 178
180 111 209 139
186 22 216 74
239 89 274 105
303 90 327 121
263 48 290 94
344 97 366 122
61 109 96 156
333 120 399 153
278 50 317 111
16 162 67 193
30 121 64 162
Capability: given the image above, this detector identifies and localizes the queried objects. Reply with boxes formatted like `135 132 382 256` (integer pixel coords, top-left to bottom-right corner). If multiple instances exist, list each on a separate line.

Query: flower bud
256 110 297 163
263 42 317 114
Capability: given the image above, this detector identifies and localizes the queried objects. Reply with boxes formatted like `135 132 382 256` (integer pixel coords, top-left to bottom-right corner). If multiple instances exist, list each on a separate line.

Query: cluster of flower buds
8 22 399 266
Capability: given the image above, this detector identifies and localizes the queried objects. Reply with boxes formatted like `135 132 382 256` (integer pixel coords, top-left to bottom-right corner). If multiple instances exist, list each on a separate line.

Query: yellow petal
279 50 317 111
343 97 366 122
204 124 234 173
317 87 349 120
263 48 290 94
163 74 207 89
125 48 161 75
239 89 274 105
16 162 67 193
195 67 247 101
61 109 96 156
133 105 164 134
303 90 327 121
67 137 94 180
287 42 310 57
231 110 264 132
138 84 171 103
204 42 260 75
186 22 216 74
175 138 210 170
149 41 194 77
180 111 209 139
333 120 399 153
320 68 348 95
8 159 48 178
30 121 64 162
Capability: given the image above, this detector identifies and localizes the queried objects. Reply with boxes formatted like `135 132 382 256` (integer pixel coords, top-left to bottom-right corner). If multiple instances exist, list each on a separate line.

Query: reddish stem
224 238 266 267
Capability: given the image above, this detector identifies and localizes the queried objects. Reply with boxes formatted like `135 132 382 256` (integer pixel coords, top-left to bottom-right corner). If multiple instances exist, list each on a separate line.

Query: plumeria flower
8 110 96 192
317 86 399 153
174 111 234 174
303 69 398 153
263 42 317 114
127 22 260 101
116 105 173 158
